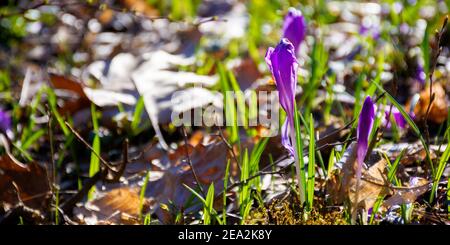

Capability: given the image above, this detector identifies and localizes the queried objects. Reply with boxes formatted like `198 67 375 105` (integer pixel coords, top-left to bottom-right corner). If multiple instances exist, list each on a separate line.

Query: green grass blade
21 129 45 150
47 88 70 136
131 96 145 134
249 137 269 192
293 103 306 204
88 104 100 201
430 140 450 202
373 82 434 174
327 148 335 180
228 70 247 128
218 62 238 143
307 113 316 209
204 183 215 225
139 171 151 220
183 184 222 225
222 160 230 225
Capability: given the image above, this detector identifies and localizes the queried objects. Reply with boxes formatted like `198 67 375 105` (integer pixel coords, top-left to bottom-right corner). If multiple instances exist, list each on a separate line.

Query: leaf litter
0 0 449 225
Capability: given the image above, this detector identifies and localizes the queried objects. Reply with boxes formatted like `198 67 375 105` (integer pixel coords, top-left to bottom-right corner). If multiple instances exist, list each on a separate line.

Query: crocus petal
0 109 11 133
416 64 426 85
268 39 298 115
392 109 407 128
265 38 298 156
385 107 407 129
265 47 275 73
384 105 416 129
282 8 307 54
356 96 376 178
281 119 294 156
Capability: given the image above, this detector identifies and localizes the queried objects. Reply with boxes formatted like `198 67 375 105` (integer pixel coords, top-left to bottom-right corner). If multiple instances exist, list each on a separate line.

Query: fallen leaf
143 139 230 223
413 82 448 124
383 177 430 207
327 143 390 214
132 50 221 149
74 187 148 225
377 142 437 166
0 153 51 211
121 0 159 18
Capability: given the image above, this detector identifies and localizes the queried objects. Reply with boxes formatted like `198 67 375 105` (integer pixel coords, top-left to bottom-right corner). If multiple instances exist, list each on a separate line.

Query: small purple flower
384 105 416 129
385 107 407 129
356 96 376 179
416 63 426 85
0 109 11 133
282 8 307 54
359 23 380 40
265 38 298 156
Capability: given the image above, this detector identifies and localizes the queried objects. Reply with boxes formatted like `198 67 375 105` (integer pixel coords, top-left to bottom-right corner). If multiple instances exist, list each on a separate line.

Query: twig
64 121 117 173
60 123 131 213
424 16 448 145
215 124 241 171
181 125 205 197
60 171 103 213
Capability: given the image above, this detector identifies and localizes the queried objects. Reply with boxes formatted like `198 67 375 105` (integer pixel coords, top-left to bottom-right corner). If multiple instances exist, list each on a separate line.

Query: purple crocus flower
416 63 426 85
384 104 417 130
385 107 407 129
356 96 376 179
265 38 298 156
0 109 11 133
359 23 380 40
282 8 307 54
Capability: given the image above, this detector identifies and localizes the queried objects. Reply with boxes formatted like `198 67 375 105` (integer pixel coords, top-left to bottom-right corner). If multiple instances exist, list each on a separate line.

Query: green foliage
430 134 450 202
139 171 151 220
203 183 215 225
88 104 101 201
239 149 252 223
183 184 222 225
374 82 434 175
307 113 315 210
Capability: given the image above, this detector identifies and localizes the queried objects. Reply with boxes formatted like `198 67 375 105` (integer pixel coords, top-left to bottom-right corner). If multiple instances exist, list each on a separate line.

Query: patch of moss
244 196 347 225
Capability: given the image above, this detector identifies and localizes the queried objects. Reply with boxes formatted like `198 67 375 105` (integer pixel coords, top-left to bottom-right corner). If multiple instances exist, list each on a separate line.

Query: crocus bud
356 96 376 179
265 38 298 155
282 8 307 54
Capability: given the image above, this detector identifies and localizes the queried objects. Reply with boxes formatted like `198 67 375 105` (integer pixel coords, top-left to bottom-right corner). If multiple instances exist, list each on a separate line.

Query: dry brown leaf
0 154 51 211
74 187 148 225
327 144 391 214
144 139 230 223
49 73 91 115
377 142 437 166
121 0 159 18
328 143 433 221
98 8 115 25
413 82 448 124
383 177 430 207
78 135 238 224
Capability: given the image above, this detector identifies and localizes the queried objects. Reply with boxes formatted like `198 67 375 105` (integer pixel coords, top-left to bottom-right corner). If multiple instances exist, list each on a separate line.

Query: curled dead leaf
413 82 448 124
0 153 51 211
74 187 148 225
327 143 391 216
383 177 430 207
